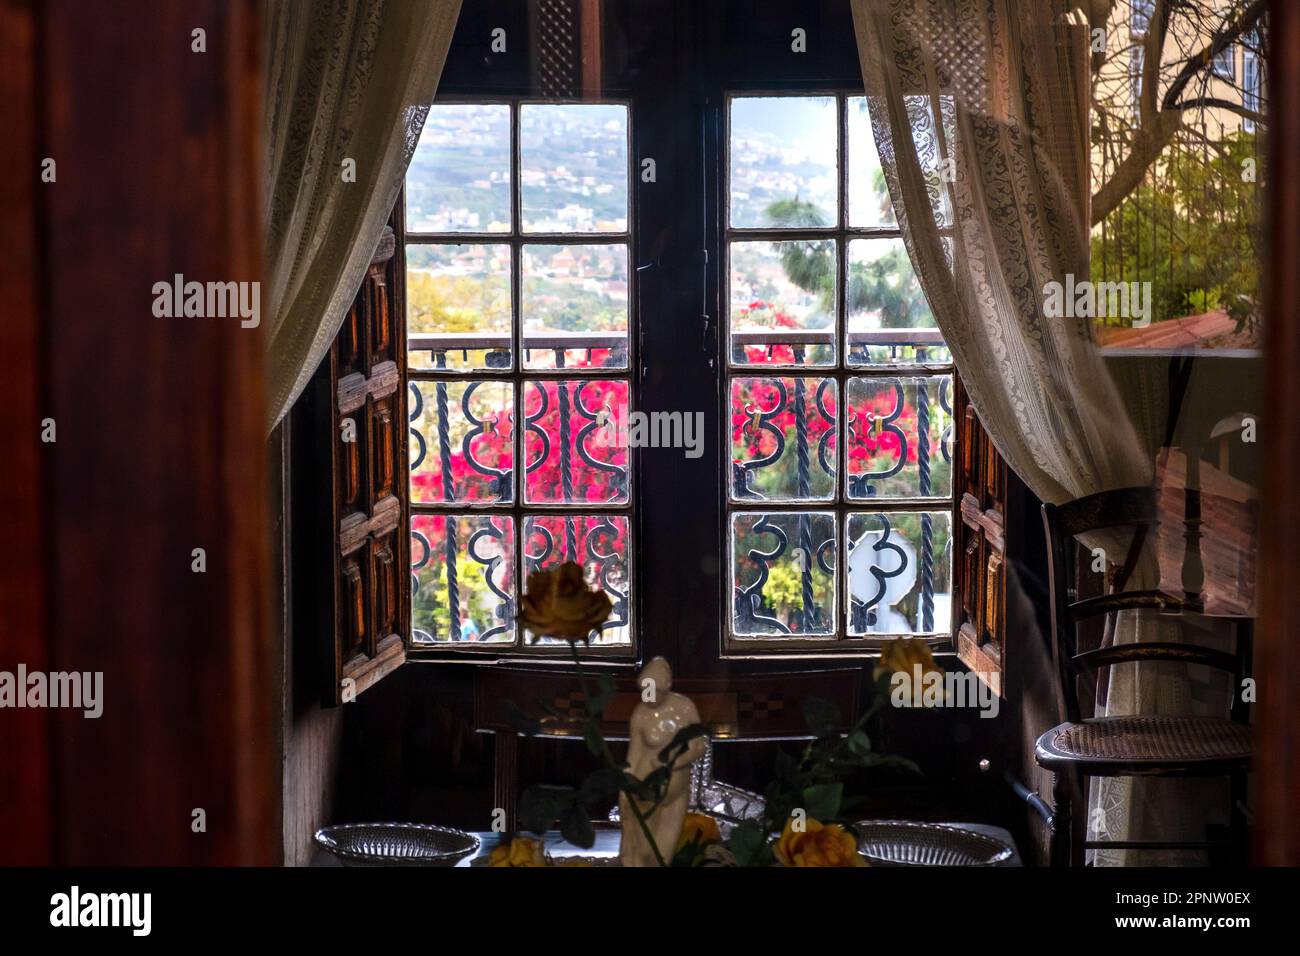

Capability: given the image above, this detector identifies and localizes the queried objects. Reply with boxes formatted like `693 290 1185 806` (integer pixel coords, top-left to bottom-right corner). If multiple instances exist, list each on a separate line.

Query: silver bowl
855 821 1013 866
314 823 480 867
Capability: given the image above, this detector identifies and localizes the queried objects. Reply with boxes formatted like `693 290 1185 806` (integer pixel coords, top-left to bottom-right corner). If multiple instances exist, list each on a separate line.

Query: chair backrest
1041 486 1246 724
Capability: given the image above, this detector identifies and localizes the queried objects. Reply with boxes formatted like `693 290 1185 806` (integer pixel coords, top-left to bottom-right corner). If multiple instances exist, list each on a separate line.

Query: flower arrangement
494 563 928 867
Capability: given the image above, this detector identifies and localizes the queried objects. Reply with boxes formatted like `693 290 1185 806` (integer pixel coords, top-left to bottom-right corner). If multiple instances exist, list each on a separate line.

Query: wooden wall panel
0 0 53 865
0 0 275 865
315 230 408 705
954 378 1007 696
1256 0 1300 867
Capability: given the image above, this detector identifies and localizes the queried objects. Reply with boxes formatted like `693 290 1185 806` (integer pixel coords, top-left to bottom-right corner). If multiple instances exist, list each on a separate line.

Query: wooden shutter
307 222 409 705
953 377 1007 696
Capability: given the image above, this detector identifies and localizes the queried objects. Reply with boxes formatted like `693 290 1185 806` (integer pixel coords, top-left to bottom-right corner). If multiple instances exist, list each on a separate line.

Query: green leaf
657 722 708 765
671 839 705 868
582 721 606 757
801 782 843 821
518 785 573 836
874 754 922 775
802 696 841 737
846 729 872 758
559 804 596 849
622 766 668 803
725 820 772 867
578 766 623 805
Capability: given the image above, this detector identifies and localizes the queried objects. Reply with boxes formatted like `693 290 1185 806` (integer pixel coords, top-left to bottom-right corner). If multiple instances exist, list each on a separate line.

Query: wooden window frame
298 0 1008 701
718 90 962 660
401 96 639 664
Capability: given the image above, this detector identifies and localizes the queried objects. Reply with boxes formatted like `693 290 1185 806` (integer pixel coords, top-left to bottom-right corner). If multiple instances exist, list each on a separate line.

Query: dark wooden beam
1256 0 1300 867
0 0 274 865
0 0 53 865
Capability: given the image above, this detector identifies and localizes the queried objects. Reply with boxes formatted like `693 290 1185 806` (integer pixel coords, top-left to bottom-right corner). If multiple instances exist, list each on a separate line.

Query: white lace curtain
263 0 462 430
850 0 1221 865
850 0 1152 503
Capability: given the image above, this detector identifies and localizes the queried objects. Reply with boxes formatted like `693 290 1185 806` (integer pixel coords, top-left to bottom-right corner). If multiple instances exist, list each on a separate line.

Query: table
453 822 1022 866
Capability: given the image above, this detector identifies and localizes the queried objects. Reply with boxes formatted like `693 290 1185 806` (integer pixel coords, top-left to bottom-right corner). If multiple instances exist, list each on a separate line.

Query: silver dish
314 823 480 867
855 820 1013 866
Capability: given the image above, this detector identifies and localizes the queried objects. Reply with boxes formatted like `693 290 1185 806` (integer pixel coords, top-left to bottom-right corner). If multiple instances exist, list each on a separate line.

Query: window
301 1 1009 703
1130 0 1153 35
724 94 956 655
404 101 634 657
1212 44 1236 83
1243 30 1262 133
1129 46 1144 116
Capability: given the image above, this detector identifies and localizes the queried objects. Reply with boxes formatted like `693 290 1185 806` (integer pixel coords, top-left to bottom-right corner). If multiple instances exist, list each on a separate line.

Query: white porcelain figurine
618 657 708 866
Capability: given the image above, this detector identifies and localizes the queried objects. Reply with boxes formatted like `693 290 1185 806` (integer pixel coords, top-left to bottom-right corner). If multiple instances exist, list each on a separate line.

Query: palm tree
764 198 931 328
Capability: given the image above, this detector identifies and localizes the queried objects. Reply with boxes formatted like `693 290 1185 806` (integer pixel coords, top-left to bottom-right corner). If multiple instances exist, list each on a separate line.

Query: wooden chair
1037 486 1252 867
473 667 862 831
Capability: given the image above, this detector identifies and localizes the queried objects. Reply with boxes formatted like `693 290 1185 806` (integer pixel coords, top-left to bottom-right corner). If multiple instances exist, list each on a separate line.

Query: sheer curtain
263 0 462 430
850 0 1215 864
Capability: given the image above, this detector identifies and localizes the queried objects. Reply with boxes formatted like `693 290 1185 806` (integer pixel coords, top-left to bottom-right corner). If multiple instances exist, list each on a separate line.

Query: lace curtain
263 0 462 429
850 0 1217 864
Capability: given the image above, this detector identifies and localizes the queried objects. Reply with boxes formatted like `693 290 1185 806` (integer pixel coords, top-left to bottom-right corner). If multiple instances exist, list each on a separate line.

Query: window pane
524 379 629 504
407 104 511 232
845 237 949 366
731 511 836 636
730 240 836 366
520 104 628 233
846 512 951 637
411 514 516 644
522 244 629 369
846 375 953 499
407 244 512 371
410 380 514 504
731 376 836 502
523 514 630 644
729 96 838 229
847 98 895 228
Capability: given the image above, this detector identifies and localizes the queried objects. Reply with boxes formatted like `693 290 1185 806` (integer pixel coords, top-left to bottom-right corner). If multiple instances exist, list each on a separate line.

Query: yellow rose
874 636 940 680
518 562 613 642
774 817 867 867
676 812 722 851
487 836 545 867
874 637 947 707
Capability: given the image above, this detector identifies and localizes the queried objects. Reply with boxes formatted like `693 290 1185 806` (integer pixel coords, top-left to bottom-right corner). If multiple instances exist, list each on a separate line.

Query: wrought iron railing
730 335 954 639
409 328 951 644
409 332 629 644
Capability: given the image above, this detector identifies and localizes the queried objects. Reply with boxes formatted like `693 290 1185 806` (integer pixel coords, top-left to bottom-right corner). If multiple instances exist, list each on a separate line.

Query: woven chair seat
1038 716 1251 768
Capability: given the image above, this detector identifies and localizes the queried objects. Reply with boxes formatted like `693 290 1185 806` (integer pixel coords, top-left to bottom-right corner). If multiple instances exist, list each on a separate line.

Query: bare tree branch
1161 0 1266 109
1090 0 1266 225
1166 96 1265 126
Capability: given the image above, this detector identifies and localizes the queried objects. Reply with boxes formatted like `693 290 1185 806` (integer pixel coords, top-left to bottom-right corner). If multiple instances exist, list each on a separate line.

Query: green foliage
1091 130 1261 330
411 552 496 640
763 198 933 328
515 650 918 866
716 672 920 863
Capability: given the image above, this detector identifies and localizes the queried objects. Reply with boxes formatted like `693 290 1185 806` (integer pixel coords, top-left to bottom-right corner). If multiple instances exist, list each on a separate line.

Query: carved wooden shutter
953 377 1007 696
320 224 409 704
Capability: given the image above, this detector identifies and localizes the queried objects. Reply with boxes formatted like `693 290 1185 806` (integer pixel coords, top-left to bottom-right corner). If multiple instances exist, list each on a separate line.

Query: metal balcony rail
408 327 950 643
409 346 628 644
729 337 953 640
